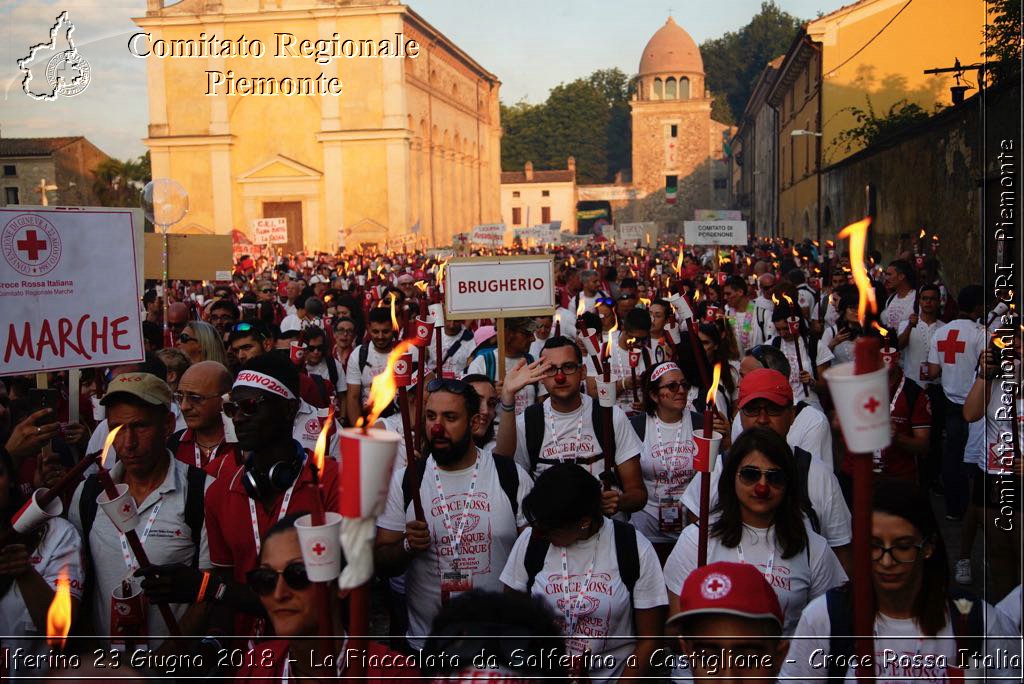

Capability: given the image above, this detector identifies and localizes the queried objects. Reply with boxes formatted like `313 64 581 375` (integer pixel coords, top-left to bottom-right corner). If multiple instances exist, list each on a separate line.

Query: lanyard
544 403 585 462
431 458 481 567
119 498 163 572
249 475 300 556
560 542 598 639
736 542 775 584
653 416 686 462
193 440 222 469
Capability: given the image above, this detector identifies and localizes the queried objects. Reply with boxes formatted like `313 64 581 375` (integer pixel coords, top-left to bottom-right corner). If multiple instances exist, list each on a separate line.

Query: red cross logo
700 572 731 599
175 529 182 537
16 230 47 261
707 578 724 593
121 503 132 514
937 329 967 364
312 542 326 556
863 396 881 413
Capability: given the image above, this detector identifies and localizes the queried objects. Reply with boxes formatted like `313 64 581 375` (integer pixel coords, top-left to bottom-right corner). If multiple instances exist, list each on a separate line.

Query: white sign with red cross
0 207 145 375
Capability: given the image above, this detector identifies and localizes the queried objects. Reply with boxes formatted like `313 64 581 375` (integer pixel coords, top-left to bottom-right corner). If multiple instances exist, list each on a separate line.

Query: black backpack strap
401 458 430 512
771 336 782 349
826 583 855 680
792 447 821 534
184 465 207 569
629 413 647 441
794 400 809 418
592 398 615 467
524 404 545 474
73 474 103 637
492 455 520 517
309 373 332 406
441 329 474 366
167 428 185 457
690 410 704 432
358 344 370 373
524 533 550 594
326 355 339 390
612 520 640 601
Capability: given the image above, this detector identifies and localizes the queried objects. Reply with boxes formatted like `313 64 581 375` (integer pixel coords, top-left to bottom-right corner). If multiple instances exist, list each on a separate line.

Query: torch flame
388 292 400 332
872 321 890 339
604 319 618 358
838 217 877 325
576 296 586 317
100 425 123 469
675 252 684 273
704 274 713 286
993 336 1009 350
792 247 800 258
414 281 428 294
771 294 780 306
705 362 722 407
782 293 795 307
693 290 702 303
358 340 416 428
919 228 926 240
46 566 72 649
931 234 939 242
312 405 335 475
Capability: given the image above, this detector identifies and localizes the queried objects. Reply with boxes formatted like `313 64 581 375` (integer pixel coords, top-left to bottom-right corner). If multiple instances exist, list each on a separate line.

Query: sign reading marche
684 220 749 246
0 207 144 375
444 256 555 319
252 217 288 244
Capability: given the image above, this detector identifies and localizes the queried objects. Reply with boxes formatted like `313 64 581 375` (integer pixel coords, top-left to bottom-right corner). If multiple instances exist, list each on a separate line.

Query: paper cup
393 353 413 387
338 428 400 518
880 347 900 370
595 380 617 407
787 316 801 336
413 317 433 346
824 362 892 453
428 303 445 327
110 584 147 639
580 328 602 356
628 349 641 368
694 429 723 473
666 293 692 320
12 489 63 533
705 305 720 322
97 483 140 533
666 324 682 344
356 275 366 286
294 512 344 581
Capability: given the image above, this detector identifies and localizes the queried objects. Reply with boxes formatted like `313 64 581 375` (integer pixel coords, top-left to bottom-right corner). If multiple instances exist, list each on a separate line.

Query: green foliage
834 97 937 152
984 0 1022 84
700 1 803 123
500 68 632 183
92 151 151 207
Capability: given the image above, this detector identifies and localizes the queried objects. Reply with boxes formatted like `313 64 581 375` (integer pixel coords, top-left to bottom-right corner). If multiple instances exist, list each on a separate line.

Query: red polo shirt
171 428 242 477
841 378 930 481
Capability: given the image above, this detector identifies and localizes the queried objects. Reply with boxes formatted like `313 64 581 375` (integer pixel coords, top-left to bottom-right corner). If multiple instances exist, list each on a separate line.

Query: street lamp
791 129 823 244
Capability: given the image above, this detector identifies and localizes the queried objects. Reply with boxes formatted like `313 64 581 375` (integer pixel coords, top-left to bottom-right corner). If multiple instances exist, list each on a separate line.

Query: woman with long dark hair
781 479 1018 681
663 427 845 635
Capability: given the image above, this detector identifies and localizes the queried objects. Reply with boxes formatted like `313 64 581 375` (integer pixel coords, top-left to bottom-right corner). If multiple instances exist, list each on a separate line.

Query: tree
984 0 1022 84
92 151 151 207
700 1 804 124
833 97 936 152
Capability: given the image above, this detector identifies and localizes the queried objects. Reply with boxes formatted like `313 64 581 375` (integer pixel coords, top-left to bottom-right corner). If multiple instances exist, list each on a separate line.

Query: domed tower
630 17 726 210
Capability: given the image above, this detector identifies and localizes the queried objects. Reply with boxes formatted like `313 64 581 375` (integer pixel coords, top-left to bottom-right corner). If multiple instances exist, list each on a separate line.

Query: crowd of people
0 234 1020 682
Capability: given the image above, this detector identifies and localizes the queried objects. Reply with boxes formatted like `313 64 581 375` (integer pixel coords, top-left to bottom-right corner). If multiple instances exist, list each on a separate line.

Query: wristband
213 581 227 603
498 400 516 414
403 537 414 554
196 570 212 602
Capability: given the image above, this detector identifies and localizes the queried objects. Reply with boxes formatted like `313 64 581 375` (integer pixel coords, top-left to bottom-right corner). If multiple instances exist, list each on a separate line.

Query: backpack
628 410 704 441
358 344 370 374
523 399 614 475
401 453 520 516
441 329 475 368
771 335 820 380
824 584 985 680
524 520 640 622
755 306 774 341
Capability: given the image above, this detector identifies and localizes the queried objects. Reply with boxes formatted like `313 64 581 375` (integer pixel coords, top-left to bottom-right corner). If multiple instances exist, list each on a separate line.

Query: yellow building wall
812 0 988 165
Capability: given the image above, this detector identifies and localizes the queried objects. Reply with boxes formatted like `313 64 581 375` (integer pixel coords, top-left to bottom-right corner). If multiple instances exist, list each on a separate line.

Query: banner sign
470 223 506 246
144 234 232 281
444 255 555 319
1 207 144 375
694 209 742 221
387 232 418 249
618 222 657 243
252 217 288 245
684 220 748 246
514 224 562 242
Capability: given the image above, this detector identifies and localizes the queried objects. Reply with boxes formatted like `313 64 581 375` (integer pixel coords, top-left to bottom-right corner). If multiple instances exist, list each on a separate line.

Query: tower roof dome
639 16 703 76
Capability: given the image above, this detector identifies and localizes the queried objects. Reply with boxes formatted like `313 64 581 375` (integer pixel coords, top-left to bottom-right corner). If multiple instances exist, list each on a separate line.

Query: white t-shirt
465 353 537 415
430 329 475 379
927 319 986 404
306 358 345 392
781 593 1020 682
729 404 835 472
636 414 699 544
0 518 84 677
500 518 668 681
996 585 1021 634
513 395 643 480
726 301 766 353
345 343 420 405
881 290 917 331
772 337 835 409
378 451 532 649
664 521 847 635
682 449 852 548
897 318 942 388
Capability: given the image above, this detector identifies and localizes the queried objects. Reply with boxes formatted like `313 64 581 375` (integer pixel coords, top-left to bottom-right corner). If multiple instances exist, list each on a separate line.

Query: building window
2 165 15 177
541 206 551 223
680 77 690 100
713 178 727 190
653 78 663 100
4 187 18 204
670 124 678 138
665 77 677 99
541 190 550 197
512 207 522 225
512 191 520 198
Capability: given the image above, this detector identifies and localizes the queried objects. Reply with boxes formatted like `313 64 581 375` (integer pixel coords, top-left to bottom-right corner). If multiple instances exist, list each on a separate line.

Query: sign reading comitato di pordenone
444 256 555 319
0 207 145 375
683 220 748 246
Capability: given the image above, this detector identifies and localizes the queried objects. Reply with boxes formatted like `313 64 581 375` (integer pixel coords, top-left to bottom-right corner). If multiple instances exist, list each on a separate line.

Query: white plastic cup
97 483 140 533
694 429 723 473
338 428 400 518
595 380 617 407
428 303 445 327
356 275 366 286
294 512 344 582
824 362 892 453
581 328 602 356
11 489 63 533
666 293 692 320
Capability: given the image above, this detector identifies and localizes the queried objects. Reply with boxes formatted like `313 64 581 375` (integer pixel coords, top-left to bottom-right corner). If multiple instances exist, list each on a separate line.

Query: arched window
665 77 677 99
679 76 690 99
653 78 663 100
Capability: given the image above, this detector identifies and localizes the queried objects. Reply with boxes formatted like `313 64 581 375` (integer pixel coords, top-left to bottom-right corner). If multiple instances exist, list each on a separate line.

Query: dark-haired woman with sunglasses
664 428 846 636
781 479 1018 682
236 513 419 683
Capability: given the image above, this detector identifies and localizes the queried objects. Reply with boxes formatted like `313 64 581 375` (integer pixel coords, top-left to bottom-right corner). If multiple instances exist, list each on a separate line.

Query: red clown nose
754 483 772 498
430 423 446 438
554 371 567 383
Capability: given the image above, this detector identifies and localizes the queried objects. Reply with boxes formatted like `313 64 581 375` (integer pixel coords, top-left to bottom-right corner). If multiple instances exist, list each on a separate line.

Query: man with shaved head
170 360 240 478
166 301 190 341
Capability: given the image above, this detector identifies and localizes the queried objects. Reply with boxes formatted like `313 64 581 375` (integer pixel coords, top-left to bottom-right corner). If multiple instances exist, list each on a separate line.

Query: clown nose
554 371 567 383
430 423 446 438
754 483 771 498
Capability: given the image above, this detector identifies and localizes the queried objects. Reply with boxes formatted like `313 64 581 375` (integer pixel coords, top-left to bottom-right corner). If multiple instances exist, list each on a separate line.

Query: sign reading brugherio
444 256 555 319
0 207 144 375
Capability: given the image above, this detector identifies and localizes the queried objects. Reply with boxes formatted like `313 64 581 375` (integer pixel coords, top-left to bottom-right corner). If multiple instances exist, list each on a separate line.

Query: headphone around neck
241 442 306 500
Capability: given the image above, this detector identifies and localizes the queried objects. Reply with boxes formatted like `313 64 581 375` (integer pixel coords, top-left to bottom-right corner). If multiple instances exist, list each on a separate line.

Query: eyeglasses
173 391 220 406
335 327 355 335
657 381 688 394
223 396 267 418
871 541 927 564
246 562 311 596
427 378 470 394
741 401 789 418
177 332 197 344
737 466 787 488
261 288 275 294
542 362 581 377
306 344 327 353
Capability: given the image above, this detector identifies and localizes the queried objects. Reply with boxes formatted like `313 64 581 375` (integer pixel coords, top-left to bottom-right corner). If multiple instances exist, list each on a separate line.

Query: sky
1 1 850 160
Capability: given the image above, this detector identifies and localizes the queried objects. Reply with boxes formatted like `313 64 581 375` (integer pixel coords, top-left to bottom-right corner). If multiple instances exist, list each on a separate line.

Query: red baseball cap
667 561 783 627
737 368 792 409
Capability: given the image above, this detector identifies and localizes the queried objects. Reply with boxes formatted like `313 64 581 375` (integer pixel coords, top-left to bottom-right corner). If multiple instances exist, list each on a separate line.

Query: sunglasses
596 297 615 307
657 381 688 394
260 288 275 294
305 344 327 353
542 362 581 377
246 562 311 596
223 396 267 418
427 378 470 394
740 402 788 418
737 466 787 488
177 332 197 344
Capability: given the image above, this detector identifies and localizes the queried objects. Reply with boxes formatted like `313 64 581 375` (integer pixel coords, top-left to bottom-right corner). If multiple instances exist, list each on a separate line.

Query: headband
650 363 681 384
233 370 296 401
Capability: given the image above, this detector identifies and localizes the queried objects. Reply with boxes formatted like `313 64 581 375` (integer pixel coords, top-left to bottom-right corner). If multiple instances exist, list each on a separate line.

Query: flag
410 220 421 234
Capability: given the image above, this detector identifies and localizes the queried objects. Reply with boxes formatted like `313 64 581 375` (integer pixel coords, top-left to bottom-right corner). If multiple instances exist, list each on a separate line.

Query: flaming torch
46 567 72 650
697 363 723 567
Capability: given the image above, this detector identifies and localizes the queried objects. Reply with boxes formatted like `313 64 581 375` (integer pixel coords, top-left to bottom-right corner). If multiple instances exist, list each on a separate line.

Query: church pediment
238 155 322 182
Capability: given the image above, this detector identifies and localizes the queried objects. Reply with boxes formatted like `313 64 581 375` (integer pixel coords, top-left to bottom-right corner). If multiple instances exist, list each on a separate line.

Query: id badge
440 570 472 605
659 496 683 533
